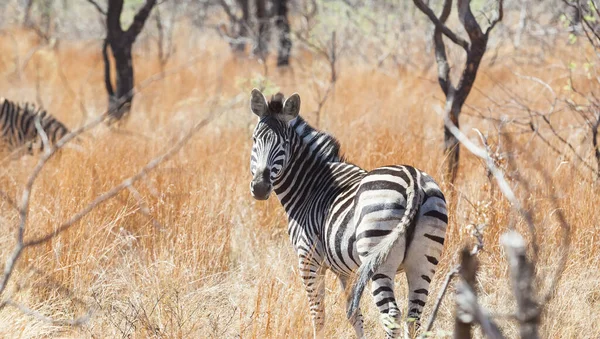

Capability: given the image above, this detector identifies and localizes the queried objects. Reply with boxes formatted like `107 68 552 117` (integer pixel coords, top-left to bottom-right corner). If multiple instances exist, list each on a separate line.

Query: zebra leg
403 205 447 336
299 260 326 338
338 275 365 338
371 273 403 339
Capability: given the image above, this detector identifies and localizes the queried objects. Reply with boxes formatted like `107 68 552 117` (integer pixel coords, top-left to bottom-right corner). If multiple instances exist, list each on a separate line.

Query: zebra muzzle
250 180 272 200
250 169 272 200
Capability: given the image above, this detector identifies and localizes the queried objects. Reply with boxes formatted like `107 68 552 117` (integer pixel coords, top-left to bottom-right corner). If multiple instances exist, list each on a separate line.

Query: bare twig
85 0 107 16
442 113 539 260
454 249 504 339
413 0 470 51
0 59 238 328
501 231 540 339
0 298 92 326
422 266 459 335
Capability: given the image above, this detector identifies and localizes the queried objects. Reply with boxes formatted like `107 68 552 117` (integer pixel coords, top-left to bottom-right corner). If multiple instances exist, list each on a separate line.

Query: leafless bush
421 115 571 338
0 65 239 325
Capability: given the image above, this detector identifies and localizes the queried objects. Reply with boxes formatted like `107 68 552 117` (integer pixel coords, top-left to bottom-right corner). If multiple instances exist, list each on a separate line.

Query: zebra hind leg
338 275 365 338
404 256 439 337
370 273 403 338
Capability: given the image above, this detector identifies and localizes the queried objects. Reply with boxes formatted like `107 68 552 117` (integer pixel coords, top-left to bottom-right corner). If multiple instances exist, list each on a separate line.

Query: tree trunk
274 0 291 66
254 0 269 58
104 0 156 123
23 0 34 26
234 0 250 52
444 98 461 184
593 118 600 179
413 0 500 185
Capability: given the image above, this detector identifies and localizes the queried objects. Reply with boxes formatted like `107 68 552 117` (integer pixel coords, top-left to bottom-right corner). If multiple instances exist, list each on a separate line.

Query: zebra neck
273 130 342 229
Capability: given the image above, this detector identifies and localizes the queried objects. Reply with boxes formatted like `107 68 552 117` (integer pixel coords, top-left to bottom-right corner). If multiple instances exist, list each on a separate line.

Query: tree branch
413 0 470 51
107 0 124 36
102 39 114 97
85 0 107 16
457 0 484 41
501 231 540 339
486 0 503 35
126 0 157 43
0 298 92 326
433 0 454 96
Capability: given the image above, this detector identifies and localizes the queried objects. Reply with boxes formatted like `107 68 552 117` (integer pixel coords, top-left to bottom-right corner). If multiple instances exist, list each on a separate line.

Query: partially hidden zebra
0 97 69 154
248 89 448 338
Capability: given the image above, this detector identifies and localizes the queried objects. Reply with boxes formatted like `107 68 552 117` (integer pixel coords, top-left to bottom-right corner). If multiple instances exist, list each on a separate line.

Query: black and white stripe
0 97 69 154
248 89 447 338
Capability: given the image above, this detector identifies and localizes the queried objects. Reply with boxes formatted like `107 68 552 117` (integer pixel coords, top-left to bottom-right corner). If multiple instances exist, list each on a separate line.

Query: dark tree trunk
413 0 501 184
23 0 34 26
104 0 156 122
254 0 269 58
593 118 600 179
274 0 291 66
234 0 250 52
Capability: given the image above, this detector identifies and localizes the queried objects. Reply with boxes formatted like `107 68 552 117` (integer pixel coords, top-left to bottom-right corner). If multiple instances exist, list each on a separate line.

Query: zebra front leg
338 275 365 338
299 260 326 338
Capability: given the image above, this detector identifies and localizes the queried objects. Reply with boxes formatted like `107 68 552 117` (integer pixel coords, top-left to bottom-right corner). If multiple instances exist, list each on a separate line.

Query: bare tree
87 0 157 123
273 0 292 66
253 0 269 58
413 0 503 183
422 117 571 338
0 66 234 325
219 0 250 52
154 5 177 73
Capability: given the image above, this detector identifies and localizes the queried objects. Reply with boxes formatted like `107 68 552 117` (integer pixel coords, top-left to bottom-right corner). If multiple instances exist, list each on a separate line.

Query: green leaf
569 62 577 70
584 15 597 22
568 33 577 44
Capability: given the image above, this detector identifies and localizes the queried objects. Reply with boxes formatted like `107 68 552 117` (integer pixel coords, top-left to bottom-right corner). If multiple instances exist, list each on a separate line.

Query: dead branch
501 231 540 339
413 0 469 51
85 0 107 16
414 0 504 183
442 107 571 338
0 58 238 326
422 221 485 335
423 266 459 334
454 249 504 339
0 298 92 326
442 112 539 260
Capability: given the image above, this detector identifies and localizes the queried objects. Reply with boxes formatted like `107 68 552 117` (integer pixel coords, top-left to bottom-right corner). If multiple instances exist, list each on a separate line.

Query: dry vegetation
0 14 599 339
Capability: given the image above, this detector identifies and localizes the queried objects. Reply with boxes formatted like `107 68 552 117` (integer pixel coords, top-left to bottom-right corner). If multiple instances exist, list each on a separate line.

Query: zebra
0 97 69 155
248 88 448 338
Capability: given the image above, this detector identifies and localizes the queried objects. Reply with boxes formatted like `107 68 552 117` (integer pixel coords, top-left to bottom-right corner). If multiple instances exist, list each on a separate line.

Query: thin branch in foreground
0 55 242 326
501 231 540 339
0 298 92 326
422 266 459 335
441 112 539 261
454 249 504 339
24 107 225 248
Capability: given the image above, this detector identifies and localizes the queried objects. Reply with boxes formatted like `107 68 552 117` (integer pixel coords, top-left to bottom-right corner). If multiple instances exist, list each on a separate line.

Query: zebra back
0 97 70 153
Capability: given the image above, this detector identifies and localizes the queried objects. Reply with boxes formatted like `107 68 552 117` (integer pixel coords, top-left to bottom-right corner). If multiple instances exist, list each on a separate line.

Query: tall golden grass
0 26 598 338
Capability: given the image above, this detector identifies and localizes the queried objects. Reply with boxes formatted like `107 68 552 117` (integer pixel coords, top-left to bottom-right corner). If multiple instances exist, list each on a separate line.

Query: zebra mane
265 93 344 163
292 116 345 163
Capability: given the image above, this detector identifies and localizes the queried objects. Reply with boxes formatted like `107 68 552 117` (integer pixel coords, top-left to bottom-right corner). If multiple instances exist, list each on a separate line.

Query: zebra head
249 88 301 200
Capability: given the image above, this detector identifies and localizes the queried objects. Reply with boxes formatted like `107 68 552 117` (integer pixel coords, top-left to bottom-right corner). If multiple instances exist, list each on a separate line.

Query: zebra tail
346 174 422 319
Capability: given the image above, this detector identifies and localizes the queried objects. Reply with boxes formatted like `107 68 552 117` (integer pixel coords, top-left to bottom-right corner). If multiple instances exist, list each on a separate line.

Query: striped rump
0 97 69 154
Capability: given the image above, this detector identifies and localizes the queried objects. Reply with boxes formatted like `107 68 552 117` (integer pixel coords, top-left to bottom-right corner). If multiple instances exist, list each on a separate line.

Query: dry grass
0 26 598 338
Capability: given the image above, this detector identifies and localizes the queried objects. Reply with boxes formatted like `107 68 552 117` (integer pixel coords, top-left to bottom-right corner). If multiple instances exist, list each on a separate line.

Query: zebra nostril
251 180 271 200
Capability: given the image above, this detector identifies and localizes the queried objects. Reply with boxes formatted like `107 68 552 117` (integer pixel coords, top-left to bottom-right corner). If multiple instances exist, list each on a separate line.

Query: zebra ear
281 93 300 123
250 88 269 117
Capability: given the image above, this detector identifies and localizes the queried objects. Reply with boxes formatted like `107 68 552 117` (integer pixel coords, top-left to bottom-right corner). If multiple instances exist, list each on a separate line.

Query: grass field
0 24 599 338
